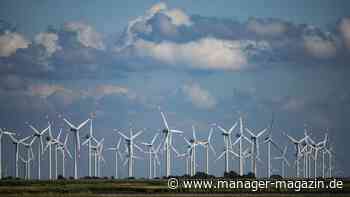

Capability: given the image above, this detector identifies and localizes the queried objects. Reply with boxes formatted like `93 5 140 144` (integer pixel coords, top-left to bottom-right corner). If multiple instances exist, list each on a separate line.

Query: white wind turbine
96 138 105 177
285 132 307 177
215 121 239 173
183 136 198 176
119 128 143 177
141 133 158 179
245 126 266 176
232 117 252 176
81 118 95 177
159 109 184 177
311 133 328 178
197 128 216 175
22 137 36 180
323 147 333 177
9 134 32 178
152 143 162 178
63 117 90 179
45 128 62 179
107 137 123 178
0 128 15 179
27 123 49 180
263 114 282 178
56 134 72 177
273 146 290 177
19 154 33 180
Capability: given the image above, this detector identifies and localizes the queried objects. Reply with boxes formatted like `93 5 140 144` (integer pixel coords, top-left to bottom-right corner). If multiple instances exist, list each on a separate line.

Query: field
0 178 350 197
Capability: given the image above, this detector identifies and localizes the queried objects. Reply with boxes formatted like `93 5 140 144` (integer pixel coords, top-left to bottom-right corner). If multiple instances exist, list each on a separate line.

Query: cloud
88 85 131 100
303 35 337 59
246 18 288 37
339 17 350 50
0 31 30 57
134 37 247 70
63 22 105 50
182 83 216 109
34 32 62 55
147 2 192 27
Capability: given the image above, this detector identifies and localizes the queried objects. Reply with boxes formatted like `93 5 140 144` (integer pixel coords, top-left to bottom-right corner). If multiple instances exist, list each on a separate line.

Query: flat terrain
0 179 349 197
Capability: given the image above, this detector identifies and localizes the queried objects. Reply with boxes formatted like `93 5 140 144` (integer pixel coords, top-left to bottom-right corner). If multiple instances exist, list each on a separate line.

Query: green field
0 178 349 197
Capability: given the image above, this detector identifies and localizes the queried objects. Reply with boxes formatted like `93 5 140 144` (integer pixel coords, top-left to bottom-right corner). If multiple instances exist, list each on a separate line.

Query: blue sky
0 0 349 179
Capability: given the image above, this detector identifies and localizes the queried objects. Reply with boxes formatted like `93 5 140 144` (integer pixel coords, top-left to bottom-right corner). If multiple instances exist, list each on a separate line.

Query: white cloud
0 31 30 57
164 8 192 26
134 37 247 70
182 83 216 109
247 18 288 36
64 22 105 50
29 84 67 98
88 85 131 100
35 32 62 55
339 17 350 49
303 35 337 59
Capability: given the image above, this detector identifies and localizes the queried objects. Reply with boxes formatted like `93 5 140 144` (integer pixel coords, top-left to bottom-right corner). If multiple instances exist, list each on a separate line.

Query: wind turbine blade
118 132 130 140
81 137 91 146
151 133 158 145
217 126 228 134
40 137 44 154
116 137 122 149
160 111 170 130
63 118 76 129
170 129 184 134
215 151 225 161
257 128 267 137
228 122 238 133
192 125 197 141
9 134 18 143
134 144 143 152
29 125 40 135
208 128 213 142
245 128 256 137
209 144 216 156
184 137 191 146
19 135 32 143
229 150 240 158
57 129 62 141
171 145 179 156
77 119 90 130
123 158 129 166
131 130 143 139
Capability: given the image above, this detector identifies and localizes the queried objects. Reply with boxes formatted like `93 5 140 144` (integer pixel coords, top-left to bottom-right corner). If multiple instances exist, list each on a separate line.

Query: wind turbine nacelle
251 136 256 140
46 136 51 141
84 134 90 139
235 133 241 138
162 129 169 133
189 139 195 143
70 128 77 132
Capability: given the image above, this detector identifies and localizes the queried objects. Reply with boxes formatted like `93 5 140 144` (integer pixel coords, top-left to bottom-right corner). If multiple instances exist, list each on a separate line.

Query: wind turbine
274 146 290 177
9 134 32 178
81 118 95 177
45 128 62 179
141 133 158 179
22 137 36 180
96 138 105 177
245 126 266 177
107 137 123 178
232 117 252 176
56 134 72 177
159 109 184 177
19 154 33 180
197 128 216 175
264 114 283 178
311 133 328 178
215 121 238 173
63 117 90 179
0 128 15 179
27 123 49 180
285 132 307 177
323 147 333 177
119 127 143 177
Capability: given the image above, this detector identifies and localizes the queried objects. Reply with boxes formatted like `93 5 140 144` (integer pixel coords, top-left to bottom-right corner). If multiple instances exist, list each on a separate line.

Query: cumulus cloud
339 17 350 49
0 31 30 57
303 35 337 59
182 83 216 109
35 32 62 55
64 22 105 50
134 37 247 70
148 2 192 26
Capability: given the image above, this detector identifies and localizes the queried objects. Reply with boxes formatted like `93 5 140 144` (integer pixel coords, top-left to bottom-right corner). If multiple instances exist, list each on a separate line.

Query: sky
0 0 349 178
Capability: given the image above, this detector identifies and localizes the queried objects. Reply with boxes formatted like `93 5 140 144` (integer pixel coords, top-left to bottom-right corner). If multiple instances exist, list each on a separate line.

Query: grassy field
0 178 349 197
